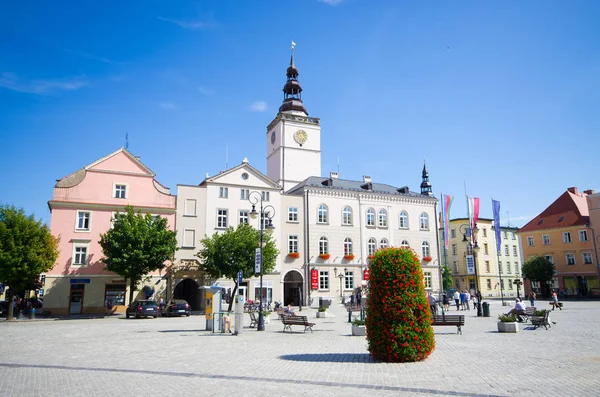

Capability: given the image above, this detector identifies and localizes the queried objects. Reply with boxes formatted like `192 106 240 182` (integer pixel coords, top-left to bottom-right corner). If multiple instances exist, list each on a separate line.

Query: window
240 189 249 200
261 191 270 201
219 187 228 198
76 211 91 231
367 238 376 256
508 280 513 290
288 207 298 222
424 272 432 288
485 261 490 273
453 261 458 272
504 245 509 256
507 262 511 274
482 228 487 237
514 262 520 275
114 184 127 199
105 284 126 306
344 271 354 290
342 207 353 225
317 204 328 224
399 211 408 229
400 240 410 248
422 241 430 258
319 271 329 289
366 208 375 226
527 236 534 247
512 246 517 256
499 262 503 274
563 232 572 243
452 244 457 255
343 238 353 255
566 253 575 265
579 230 588 242
72 244 88 265
542 234 550 245
378 209 387 227
484 243 489 255
239 210 249 224
183 229 196 248
217 209 228 228
500 279 504 290
319 237 329 255
184 199 197 216
512 232 516 240
544 255 554 264
486 279 492 290
288 235 298 253
419 213 429 230
380 238 389 249
503 231 508 239
583 253 593 264
451 229 456 238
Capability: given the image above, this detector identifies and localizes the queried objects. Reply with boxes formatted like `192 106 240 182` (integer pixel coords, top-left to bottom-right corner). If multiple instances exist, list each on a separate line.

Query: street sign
255 248 261 274
466 255 475 275
238 270 243 284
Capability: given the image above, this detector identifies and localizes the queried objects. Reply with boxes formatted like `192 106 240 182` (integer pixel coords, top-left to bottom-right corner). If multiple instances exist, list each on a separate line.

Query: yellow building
517 187 598 297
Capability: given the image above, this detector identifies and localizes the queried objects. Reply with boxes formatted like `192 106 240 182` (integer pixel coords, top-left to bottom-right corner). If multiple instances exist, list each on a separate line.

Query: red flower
287 252 300 258
318 253 331 260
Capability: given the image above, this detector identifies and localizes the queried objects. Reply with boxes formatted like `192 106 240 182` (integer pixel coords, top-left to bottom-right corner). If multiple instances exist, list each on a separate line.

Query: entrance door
69 291 84 314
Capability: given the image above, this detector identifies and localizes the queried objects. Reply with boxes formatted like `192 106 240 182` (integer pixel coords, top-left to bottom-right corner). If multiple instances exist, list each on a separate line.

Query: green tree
0 205 59 320
99 206 177 303
522 255 555 296
441 265 453 291
196 222 279 312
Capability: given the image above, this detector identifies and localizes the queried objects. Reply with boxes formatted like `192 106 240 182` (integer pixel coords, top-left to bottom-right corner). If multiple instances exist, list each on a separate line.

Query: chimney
584 189 594 195
567 187 578 194
363 175 372 183
329 171 339 179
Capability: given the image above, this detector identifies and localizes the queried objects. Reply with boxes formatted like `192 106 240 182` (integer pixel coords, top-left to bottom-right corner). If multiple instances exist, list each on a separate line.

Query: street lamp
249 191 275 332
459 223 482 317
513 278 523 300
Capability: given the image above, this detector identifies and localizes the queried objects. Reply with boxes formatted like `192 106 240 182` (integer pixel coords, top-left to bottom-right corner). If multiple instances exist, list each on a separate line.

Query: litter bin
482 302 490 317
29 308 36 319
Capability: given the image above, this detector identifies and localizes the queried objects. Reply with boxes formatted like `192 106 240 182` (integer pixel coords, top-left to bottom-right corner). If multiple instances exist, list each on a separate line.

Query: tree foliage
99 206 177 303
196 222 279 311
441 265 453 290
0 205 59 320
522 256 555 282
366 247 435 362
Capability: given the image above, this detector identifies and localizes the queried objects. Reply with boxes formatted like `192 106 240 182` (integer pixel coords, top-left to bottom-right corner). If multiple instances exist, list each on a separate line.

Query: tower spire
279 41 307 115
420 160 433 196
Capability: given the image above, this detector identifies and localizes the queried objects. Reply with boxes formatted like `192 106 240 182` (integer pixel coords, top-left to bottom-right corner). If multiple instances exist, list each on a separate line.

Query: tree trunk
129 279 135 304
227 281 238 313
6 288 14 321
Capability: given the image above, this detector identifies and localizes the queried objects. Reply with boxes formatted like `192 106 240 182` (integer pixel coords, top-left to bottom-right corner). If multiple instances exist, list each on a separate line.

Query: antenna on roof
125 133 129 150
337 156 340 176
225 145 228 169
506 211 511 227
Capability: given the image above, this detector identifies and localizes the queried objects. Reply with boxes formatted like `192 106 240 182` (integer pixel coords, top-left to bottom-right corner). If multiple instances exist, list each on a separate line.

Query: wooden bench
431 314 465 334
281 315 315 333
519 307 537 323
345 304 365 323
530 311 551 330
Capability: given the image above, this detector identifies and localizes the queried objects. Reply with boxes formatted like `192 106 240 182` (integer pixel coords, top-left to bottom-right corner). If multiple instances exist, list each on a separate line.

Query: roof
286 176 435 200
518 190 590 233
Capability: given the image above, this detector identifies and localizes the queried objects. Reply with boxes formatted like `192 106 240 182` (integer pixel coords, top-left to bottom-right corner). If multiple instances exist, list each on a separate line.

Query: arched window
400 240 410 248
319 237 329 254
422 241 430 257
367 238 376 256
378 209 387 227
420 212 429 230
366 208 375 226
317 204 328 224
343 238 353 255
342 206 353 225
379 238 389 249
399 211 408 229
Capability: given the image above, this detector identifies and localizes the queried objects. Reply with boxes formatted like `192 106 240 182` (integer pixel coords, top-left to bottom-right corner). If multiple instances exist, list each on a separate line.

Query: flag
467 196 480 244
291 41 296 49
492 199 501 253
441 194 454 249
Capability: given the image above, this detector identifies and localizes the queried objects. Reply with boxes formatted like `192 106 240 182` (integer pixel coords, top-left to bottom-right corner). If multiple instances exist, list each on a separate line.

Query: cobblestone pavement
1 300 599 397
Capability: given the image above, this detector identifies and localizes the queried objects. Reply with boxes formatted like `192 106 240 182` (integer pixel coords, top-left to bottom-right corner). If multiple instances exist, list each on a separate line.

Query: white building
172 49 441 309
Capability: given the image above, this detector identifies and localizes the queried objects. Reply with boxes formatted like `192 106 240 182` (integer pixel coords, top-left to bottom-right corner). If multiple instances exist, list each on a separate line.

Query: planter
497 321 519 333
343 255 355 261
287 252 300 259
317 311 327 318
423 256 432 262
319 254 331 260
263 315 271 324
351 325 366 336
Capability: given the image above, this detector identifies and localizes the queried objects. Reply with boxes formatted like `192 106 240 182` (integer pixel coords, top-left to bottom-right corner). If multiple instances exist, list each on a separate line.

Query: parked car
126 300 160 319
161 299 191 317
0 301 8 317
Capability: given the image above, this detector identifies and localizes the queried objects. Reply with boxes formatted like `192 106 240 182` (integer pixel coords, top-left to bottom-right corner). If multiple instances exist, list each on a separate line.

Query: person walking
551 291 562 311
453 290 460 311
442 293 449 311
428 292 437 316
528 291 536 307
465 290 471 310
460 290 466 311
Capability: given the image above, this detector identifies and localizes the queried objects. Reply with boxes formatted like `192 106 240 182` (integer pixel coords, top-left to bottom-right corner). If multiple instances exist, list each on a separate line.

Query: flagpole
437 193 445 310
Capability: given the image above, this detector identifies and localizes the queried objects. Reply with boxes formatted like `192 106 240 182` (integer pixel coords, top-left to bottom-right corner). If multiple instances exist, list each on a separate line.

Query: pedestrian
428 292 437 316
460 290 466 311
465 290 471 311
442 293 449 311
350 294 355 307
453 290 460 311
472 293 478 311
528 291 536 307
105 297 113 315
550 291 562 311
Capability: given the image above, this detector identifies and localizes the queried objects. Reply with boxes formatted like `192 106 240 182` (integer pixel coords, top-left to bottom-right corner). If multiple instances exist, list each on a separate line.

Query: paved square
1 300 599 396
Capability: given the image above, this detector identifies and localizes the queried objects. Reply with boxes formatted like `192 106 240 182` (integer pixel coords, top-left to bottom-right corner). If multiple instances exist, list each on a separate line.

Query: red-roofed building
517 187 598 297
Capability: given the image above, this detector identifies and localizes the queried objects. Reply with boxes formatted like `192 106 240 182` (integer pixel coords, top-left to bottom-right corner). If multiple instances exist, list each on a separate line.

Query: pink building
45 148 176 315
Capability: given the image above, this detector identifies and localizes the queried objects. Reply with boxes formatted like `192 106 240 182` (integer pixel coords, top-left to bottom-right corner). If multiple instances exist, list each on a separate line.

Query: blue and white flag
492 199 501 253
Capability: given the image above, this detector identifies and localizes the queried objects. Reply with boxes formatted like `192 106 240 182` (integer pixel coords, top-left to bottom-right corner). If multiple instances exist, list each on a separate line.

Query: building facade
586 191 600 281
44 149 176 315
517 187 598 297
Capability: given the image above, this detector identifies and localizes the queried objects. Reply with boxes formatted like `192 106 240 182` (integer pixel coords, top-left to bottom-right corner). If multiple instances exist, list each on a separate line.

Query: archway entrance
283 270 304 306
173 279 201 311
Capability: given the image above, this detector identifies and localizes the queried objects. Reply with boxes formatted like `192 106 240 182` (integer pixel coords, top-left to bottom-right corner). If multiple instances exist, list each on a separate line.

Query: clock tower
266 47 321 191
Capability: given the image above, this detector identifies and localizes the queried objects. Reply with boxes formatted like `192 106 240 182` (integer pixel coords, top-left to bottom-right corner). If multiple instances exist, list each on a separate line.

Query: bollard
29 308 36 319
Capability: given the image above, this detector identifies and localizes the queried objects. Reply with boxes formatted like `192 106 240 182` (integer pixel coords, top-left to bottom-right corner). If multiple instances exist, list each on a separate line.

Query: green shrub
497 313 517 322
534 309 547 316
366 247 435 362
318 307 327 312
352 318 365 326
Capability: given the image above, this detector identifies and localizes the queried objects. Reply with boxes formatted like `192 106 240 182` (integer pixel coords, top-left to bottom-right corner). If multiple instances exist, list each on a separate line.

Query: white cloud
0 72 89 95
158 17 213 30
198 85 214 96
249 101 268 112
318 0 343 5
159 102 176 110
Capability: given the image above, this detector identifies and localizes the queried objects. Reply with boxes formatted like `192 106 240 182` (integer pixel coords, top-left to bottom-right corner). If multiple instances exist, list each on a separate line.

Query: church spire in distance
279 41 308 115
420 161 433 196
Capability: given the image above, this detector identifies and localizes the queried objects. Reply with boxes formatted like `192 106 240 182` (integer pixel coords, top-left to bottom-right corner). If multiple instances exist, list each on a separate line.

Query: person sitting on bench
507 298 527 321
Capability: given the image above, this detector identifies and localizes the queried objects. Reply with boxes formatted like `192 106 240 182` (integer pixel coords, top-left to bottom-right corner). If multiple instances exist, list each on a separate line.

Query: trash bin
482 302 490 317
29 308 36 319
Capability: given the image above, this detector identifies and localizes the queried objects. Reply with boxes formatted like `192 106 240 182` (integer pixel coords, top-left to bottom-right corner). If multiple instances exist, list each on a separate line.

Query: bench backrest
283 315 308 324
432 315 465 324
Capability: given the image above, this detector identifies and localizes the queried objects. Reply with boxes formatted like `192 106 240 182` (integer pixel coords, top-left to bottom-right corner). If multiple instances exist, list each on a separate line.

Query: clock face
294 129 307 144
270 131 276 144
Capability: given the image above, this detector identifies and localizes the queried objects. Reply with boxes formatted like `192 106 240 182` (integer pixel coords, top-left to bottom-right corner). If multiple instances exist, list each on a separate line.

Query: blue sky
1 1 599 226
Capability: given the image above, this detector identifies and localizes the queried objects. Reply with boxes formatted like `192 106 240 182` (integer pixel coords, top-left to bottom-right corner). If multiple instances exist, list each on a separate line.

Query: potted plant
319 253 331 260
343 254 355 260
287 252 300 259
317 306 327 318
263 310 272 324
497 313 519 333
351 318 366 336
423 256 432 262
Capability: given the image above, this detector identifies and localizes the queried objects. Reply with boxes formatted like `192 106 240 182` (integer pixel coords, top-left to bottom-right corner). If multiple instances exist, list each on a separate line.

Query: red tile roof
518 190 590 233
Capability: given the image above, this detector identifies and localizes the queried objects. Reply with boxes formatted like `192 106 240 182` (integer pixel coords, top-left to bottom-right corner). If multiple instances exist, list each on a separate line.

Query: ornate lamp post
513 278 523 300
249 191 275 332
459 223 482 316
